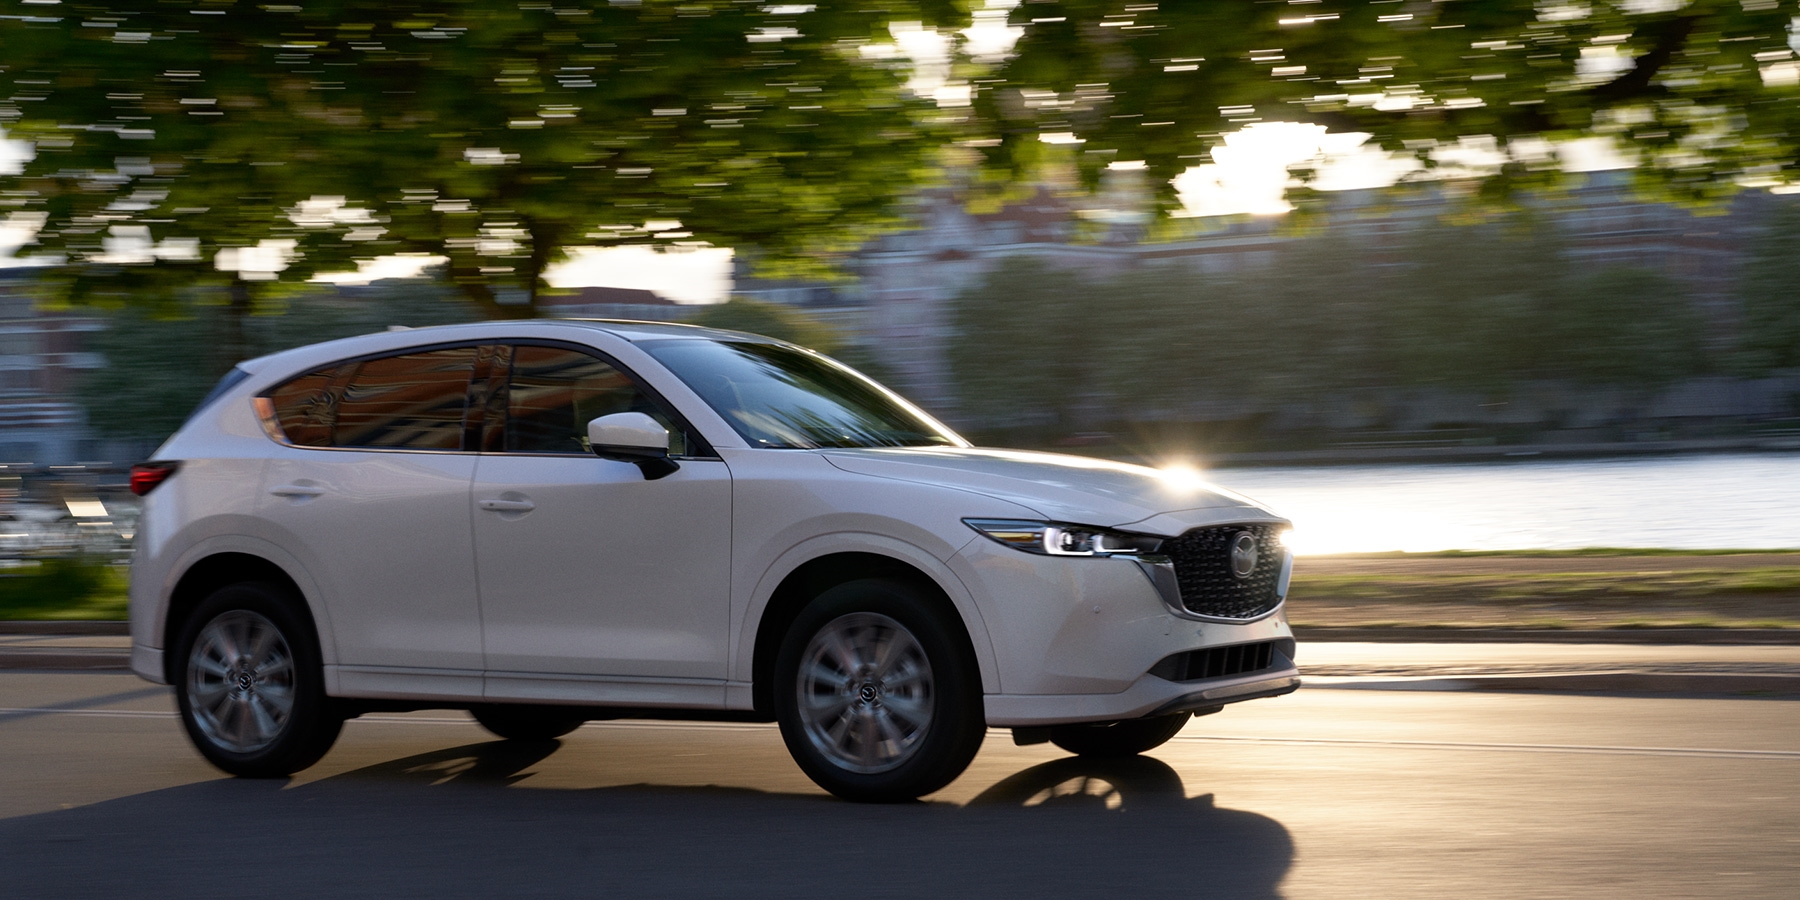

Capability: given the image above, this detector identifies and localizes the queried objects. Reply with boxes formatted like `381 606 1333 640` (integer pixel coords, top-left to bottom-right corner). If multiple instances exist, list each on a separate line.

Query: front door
472 344 732 688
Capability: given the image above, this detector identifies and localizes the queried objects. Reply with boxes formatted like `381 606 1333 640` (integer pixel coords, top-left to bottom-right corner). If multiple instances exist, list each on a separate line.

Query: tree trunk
218 280 253 376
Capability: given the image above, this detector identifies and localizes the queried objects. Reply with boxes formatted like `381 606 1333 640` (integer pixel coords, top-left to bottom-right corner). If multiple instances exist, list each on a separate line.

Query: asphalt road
1 672 1796 900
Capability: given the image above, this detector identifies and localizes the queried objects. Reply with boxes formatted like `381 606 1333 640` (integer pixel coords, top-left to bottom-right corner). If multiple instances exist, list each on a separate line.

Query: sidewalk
4 621 1798 694
0 623 131 670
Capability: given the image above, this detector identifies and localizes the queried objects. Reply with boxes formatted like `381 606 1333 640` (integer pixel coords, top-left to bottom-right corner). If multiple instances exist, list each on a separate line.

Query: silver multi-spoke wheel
185 610 297 754
795 612 935 775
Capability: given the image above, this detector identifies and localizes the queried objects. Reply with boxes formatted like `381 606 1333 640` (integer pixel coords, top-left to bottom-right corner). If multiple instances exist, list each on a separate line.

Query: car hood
821 447 1267 534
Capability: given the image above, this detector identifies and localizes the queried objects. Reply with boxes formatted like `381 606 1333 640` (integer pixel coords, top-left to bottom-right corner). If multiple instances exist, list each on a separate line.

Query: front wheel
174 582 342 777
774 579 985 802
1050 712 1192 758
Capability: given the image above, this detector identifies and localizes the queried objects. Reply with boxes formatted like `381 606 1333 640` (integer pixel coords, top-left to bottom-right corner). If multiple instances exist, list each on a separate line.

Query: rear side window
264 346 480 450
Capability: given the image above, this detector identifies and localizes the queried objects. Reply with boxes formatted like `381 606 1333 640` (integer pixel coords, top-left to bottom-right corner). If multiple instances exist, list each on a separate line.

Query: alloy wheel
185 610 296 754
795 612 935 774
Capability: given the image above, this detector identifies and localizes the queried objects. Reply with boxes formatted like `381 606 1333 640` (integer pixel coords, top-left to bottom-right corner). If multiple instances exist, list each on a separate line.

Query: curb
0 650 130 671
1308 672 1800 696
1293 627 1800 645
0 621 128 635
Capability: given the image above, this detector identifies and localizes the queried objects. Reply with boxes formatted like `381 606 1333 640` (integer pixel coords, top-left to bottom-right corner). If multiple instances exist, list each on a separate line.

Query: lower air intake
1149 641 1278 683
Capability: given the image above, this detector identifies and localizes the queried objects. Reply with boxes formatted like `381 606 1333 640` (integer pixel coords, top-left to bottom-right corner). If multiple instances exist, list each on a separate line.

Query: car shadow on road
0 741 1293 899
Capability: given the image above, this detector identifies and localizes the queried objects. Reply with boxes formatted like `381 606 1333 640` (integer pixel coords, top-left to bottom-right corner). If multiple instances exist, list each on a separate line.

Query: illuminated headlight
964 519 1164 557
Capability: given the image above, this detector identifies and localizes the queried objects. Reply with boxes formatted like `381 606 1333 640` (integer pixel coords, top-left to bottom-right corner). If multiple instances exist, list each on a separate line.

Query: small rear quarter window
266 367 342 447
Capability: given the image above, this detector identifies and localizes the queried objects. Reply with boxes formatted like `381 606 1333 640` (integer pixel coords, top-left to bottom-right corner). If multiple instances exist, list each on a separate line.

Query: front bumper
949 523 1300 727
950 535 1296 695
984 655 1300 727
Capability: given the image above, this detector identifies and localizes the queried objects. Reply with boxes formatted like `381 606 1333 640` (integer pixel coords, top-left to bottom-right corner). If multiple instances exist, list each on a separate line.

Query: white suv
128 320 1298 801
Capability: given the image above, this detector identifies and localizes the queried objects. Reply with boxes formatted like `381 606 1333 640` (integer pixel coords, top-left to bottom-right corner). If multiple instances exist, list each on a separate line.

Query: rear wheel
1049 712 1192 759
472 705 587 742
774 579 984 802
174 582 342 777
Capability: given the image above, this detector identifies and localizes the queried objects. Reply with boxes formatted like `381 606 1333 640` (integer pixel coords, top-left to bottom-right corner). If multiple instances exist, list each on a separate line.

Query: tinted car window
333 348 479 450
641 339 959 450
266 367 344 448
265 347 478 450
500 345 687 456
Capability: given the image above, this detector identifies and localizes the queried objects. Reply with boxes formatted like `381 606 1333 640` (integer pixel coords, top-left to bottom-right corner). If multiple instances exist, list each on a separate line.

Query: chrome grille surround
1160 523 1286 619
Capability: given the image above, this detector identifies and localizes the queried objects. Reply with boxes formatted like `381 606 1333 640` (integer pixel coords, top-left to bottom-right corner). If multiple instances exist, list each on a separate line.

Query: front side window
264 346 479 450
640 339 963 450
493 344 688 456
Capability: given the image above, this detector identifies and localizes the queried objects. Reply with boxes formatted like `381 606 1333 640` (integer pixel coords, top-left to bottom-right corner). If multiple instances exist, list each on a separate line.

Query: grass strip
0 558 130 620
1289 566 1800 630
2 550 1797 630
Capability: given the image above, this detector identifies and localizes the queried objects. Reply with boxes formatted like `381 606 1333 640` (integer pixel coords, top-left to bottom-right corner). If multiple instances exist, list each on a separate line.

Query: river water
1205 452 1800 555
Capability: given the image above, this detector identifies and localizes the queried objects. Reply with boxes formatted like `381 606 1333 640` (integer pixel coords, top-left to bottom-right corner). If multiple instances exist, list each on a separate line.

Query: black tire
1049 712 1192 759
173 581 342 778
471 705 586 742
773 578 985 802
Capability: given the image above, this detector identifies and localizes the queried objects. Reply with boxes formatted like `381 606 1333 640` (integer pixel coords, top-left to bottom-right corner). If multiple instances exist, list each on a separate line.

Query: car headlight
964 519 1164 557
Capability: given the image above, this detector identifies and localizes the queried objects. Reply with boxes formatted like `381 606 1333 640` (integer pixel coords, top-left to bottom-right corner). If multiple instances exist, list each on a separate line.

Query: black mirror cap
591 444 680 480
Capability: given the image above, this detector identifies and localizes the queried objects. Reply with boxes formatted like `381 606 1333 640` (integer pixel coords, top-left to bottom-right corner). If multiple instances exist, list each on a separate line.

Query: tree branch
1589 13 1699 105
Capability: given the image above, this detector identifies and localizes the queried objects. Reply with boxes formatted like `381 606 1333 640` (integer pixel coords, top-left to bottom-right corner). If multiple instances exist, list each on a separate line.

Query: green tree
1093 262 1262 416
77 307 221 442
1556 266 1706 386
1736 198 1800 374
78 280 479 440
946 256 1099 429
15 0 1800 324
1378 212 1573 391
1 1 958 317
980 1 1800 211
690 296 846 354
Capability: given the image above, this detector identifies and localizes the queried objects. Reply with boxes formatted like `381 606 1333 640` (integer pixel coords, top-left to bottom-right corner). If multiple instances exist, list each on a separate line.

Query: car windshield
640 339 963 450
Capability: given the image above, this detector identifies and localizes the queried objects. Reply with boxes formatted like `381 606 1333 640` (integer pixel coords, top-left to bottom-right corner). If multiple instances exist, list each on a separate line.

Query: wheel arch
162 550 322 684
747 548 996 718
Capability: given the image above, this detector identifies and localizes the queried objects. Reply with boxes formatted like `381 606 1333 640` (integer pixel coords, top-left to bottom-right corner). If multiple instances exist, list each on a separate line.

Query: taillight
130 461 181 496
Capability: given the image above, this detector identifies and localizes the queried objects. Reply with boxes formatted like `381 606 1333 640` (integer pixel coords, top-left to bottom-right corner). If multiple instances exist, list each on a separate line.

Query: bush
0 557 128 620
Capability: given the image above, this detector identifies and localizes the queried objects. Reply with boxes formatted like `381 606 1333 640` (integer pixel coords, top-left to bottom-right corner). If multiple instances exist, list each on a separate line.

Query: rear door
255 344 487 678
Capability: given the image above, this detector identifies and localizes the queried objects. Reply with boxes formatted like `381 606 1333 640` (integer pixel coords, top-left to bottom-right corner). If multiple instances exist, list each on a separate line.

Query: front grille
1160 523 1285 619
1149 641 1278 682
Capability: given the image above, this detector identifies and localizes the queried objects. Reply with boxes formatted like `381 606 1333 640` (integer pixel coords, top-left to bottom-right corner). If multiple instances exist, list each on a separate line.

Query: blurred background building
0 270 107 463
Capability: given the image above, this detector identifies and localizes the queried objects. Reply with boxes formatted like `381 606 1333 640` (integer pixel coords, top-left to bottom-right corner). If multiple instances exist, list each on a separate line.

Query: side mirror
587 412 680 480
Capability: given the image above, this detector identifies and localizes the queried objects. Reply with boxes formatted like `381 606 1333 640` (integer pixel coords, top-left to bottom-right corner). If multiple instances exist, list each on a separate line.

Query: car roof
236 318 779 376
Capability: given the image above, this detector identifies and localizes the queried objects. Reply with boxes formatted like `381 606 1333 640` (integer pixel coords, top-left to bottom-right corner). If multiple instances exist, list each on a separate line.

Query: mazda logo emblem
1229 532 1259 579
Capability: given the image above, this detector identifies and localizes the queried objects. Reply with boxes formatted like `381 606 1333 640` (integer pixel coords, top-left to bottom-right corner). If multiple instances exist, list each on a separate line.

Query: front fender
731 530 999 698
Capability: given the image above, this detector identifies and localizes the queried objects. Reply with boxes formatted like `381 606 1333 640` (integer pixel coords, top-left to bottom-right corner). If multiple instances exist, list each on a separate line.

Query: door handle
478 498 536 513
268 484 325 498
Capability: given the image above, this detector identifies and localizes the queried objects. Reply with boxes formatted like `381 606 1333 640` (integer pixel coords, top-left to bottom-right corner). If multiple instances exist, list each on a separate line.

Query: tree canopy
1 0 957 311
6 1 1800 310
980 0 1800 211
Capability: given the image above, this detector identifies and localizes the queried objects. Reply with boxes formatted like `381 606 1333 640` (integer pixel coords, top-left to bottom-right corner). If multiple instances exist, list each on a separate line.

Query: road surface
1 671 1794 899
